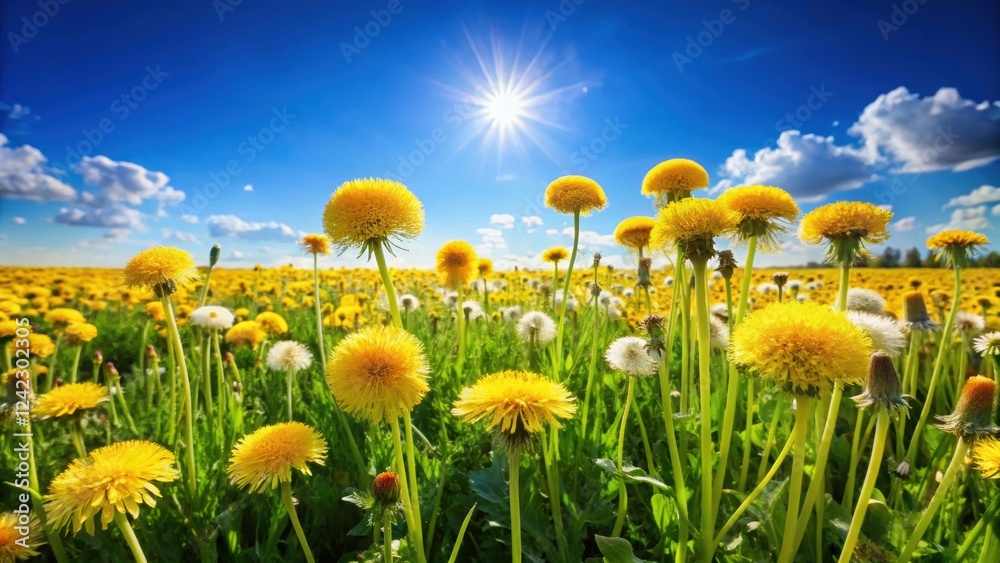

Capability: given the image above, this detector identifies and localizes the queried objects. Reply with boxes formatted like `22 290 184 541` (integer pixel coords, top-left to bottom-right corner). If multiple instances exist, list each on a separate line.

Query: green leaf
595 535 645 563
593 458 672 492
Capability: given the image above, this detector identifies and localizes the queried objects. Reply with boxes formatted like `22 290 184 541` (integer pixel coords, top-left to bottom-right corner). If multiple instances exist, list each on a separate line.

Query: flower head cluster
299 233 331 255
926 230 990 269
436 240 478 290
613 216 657 251
322 178 424 254
516 311 557 345
541 246 570 264
641 159 709 204
937 376 1000 439
651 198 738 260
544 175 607 215
0 511 43 560
717 185 799 252
33 382 109 420
973 332 1000 357
228 422 328 493
799 202 893 265
605 336 657 377
225 321 267 348
853 351 908 411
266 341 313 372
123 246 199 294
63 322 98 346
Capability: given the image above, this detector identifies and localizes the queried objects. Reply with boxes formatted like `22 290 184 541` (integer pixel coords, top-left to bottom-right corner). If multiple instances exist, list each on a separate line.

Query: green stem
280 481 315 563
612 376 636 537
578 300 601 457
313 253 327 374
68 346 82 383
837 261 851 313
756 399 783 484
634 398 658 477
198 265 214 308
691 258 715 562
383 509 393 563
115 377 139 435
955 494 1000 562
657 329 689 563
390 416 425 563
712 341 741 519
456 285 466 370
793 384 843 549
510 448 523 563
21 417 68 563
402 410 424 557
843 407 866 511
776 397 812 563
713 429 795 545
738 380 755 492
735 237 757 324
286 368 295 421
71 418 87 458
906 267 963 464
372 242 404 329
896 438 970 562
839 408 890 563
114 512 148 563
162 296 197 497
201 333 214 419
554 210 581 378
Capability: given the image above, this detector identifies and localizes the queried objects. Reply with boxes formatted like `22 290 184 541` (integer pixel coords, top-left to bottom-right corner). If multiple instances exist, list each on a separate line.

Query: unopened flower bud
715 250 737 280
853 351 908 411
593 253 602 268
771 272 789 288
936 375 1000 439
372 469 401 509
224 351 235 365
210 243 221 266
105 362 120 379
636 258 652 288
94 350 103 363
145 345 158 359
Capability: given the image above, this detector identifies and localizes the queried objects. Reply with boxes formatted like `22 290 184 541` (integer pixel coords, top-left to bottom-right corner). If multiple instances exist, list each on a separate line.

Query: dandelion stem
839 408 890 563
161 296 197 497
776 396 811 563
68 346 82 384
312 252 327 374
71 417 87 458
372 242 403 329
22 415 68 563
46 333 62 392
383 509 393 563
735 236 757 324
280 481 315 563
402 410 425 557
612 376 636 537
554 210 581 378
757 396 784 483
390 416 425 563
456 285 466 370
896 438 970 562
114 512 148 563
793 383 843 550
955 494 1000 562
286 368 295 421
843 407 866 512
906 266 963 465
690 258 716 562
509 448 523 563
201 332 214 419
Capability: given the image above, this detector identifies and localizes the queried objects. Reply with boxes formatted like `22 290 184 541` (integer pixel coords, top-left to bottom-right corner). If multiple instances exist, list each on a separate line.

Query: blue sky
2 0 999 270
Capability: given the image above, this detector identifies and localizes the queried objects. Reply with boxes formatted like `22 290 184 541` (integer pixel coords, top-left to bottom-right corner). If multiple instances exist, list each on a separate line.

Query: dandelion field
4 174 1000 563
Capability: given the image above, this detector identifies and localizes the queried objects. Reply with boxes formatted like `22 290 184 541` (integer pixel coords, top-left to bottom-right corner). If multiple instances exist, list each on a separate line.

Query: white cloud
944 185 1000 208
476 227 507 249
992 204 1000 217
925 206 991 234
0 134 77 202
180 214 199 224
496 173 517 182
891 216 916 232
243 184 253 192
104 228 130 242
489 213 515 229
161 228 200 244
712 130 878 200
850 87 1000 173
12 217 25 225
77 155 176 205
205 214 297 240
521 216 543 233
53 204 144 229
231 250 245 259
545 228 559 235
476 227 503 238
563 227 616 246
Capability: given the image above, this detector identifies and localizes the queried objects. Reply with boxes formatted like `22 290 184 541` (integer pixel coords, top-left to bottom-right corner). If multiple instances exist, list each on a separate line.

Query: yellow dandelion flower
0 320 18 340
717 185 800 252
651 198 738 258
33 382 109 419
45 440 179 534
0 511 44 560
477 257 494 277
544 175 607 215
436 240 478 290
123 246 199 291
641 159 709 200
254 312 288 335
8 334 55 359
799 201 893 246
452 370 577 435
225 321 267 348
44 308 86 329
228 422 328 493
730 301 873 395
541 246 570 264
299 233 331 255
972 436 1000 479
613 216 657 250
0 301 21 316
63 322 98 346
144 301 166 322
926 230 990 250
322 177 424 251
234 307 250 319
326 324 430 424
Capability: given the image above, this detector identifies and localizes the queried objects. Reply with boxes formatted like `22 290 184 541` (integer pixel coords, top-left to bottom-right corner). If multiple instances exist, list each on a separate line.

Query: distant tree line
803 247 1000 268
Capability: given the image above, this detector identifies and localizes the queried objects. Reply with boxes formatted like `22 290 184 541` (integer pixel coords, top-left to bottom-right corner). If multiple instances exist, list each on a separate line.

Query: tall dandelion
45 441 179 563
437 240 478 371
33 381 109 458
266 341 313 421
452 370 576 563
541 246 570 312
229 422 327 563
300 233 331 373
614 216 656 313
651 196 737 560
326 324 430 562
123 246 200 496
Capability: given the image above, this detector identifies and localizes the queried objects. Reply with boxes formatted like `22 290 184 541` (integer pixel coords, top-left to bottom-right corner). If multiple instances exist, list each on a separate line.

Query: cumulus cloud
243 184 253 192
205 214 297 240
850 87 1000 173
180 214 199 224
161 228 200 244
925 206 991 234
712 130 878 200
12 217 25 225
476 227 507 249
944 185 1000 208
522 216 543 233
891 216 916 232
561 227 617 246
545 228 559 235
231 250 246 259
0 134 77 202
77 155 176 205
490 214 515 229
53 204 144 229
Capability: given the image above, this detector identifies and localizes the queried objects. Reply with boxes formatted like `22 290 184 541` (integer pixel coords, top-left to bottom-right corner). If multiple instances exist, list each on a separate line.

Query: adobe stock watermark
545 0 587 31
63 65 169 169
179 107 296 214
761 84 834 145
213 0 244 21
340 0 413 63
6 0 71 54
672 0 751 73
878 0 928 41
874 126 959 208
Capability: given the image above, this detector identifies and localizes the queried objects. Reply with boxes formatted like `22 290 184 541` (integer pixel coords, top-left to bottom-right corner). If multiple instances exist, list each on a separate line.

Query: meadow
2 170 1000 563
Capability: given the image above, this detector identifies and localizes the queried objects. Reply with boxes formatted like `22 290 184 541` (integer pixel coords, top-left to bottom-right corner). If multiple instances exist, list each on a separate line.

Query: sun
484 89 526 126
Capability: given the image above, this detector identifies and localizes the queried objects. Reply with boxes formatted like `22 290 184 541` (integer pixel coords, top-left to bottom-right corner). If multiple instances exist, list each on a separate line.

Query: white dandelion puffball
839 288 886 314
954 311 986 335
266 340 313 372
847 311 905 357
517 311 557 345
605 336 657 377
709 316 729 350
190 306 235 330
972 331 1000 356
399 294 420 311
